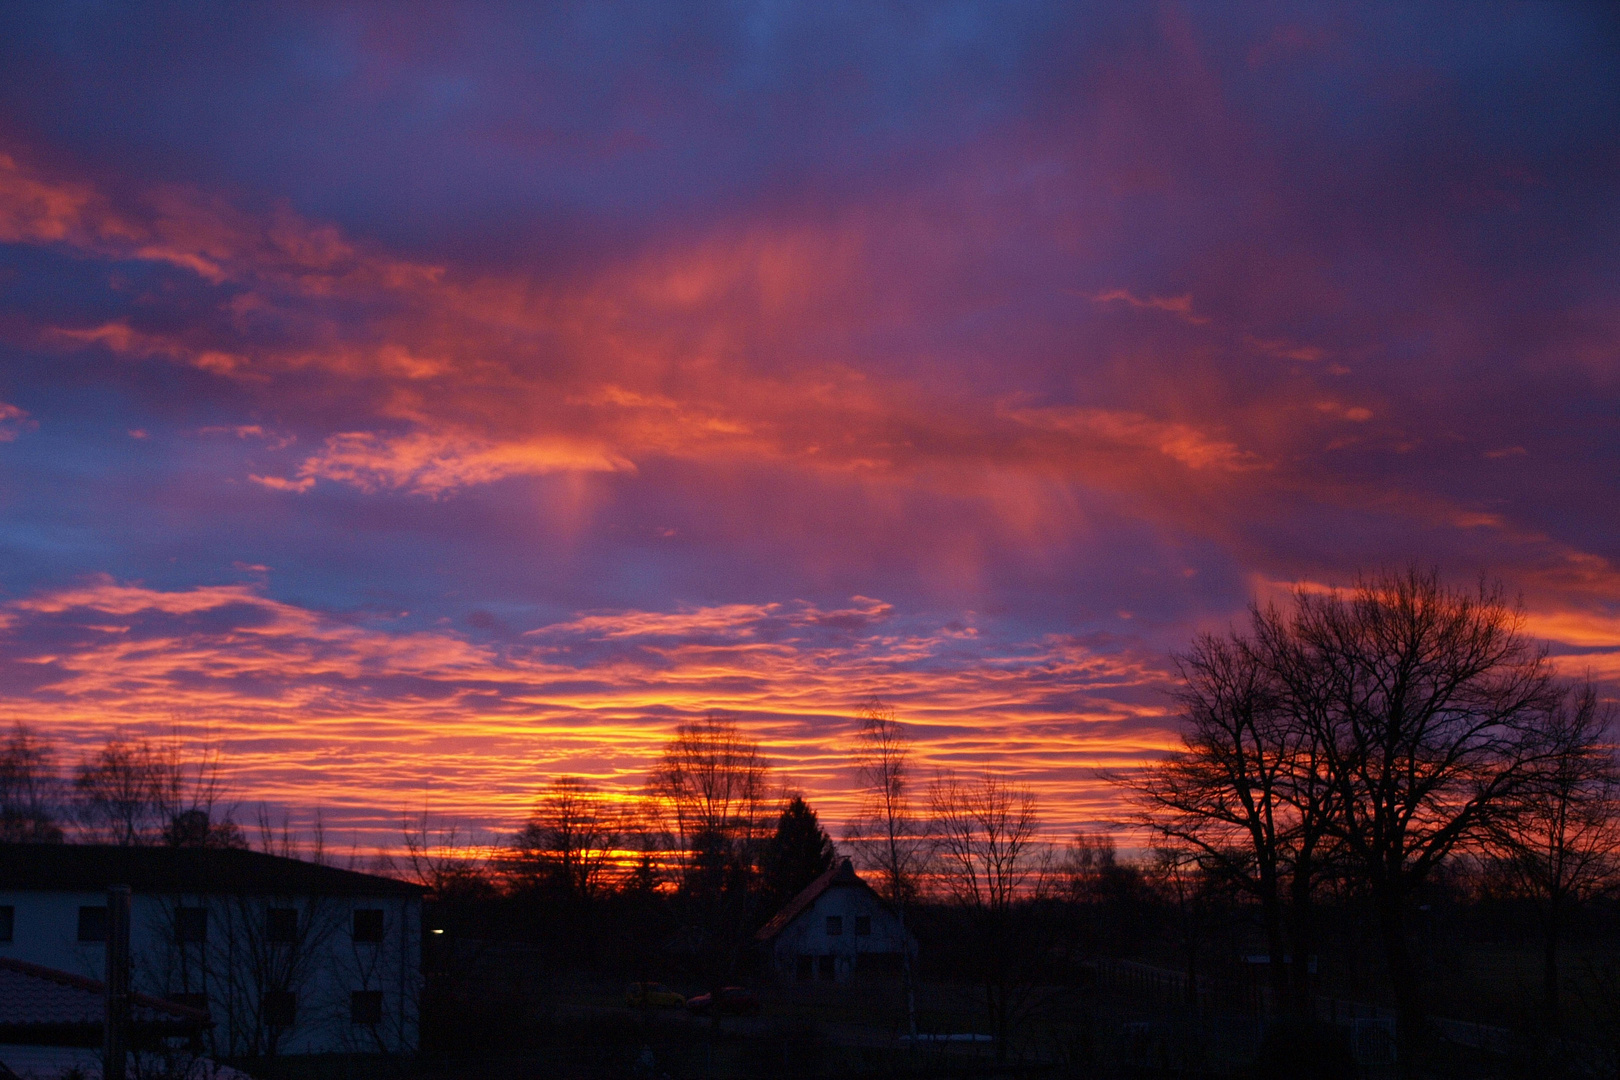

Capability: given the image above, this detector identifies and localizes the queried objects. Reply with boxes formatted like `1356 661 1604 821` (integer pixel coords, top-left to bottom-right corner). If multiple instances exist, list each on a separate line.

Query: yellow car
626 982 685 1008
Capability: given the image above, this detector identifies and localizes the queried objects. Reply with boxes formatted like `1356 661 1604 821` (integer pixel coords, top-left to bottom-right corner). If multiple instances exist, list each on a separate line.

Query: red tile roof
0 957 210 1027
755 858 887 942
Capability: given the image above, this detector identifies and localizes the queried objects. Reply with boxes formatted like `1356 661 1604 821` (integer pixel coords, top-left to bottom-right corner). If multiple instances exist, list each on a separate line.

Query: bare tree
1148 841 1221 1010
1486 681 1620 1029
647 712 770 903
1287 569 1563 1068
929 769 1047 1060
257 804 328 864
848 699 924 1039
647 713 770 1056
399 807 492 900
0 722 63 842
1122 620 1340 1017
1058 833 1152 962
513 776 624 903
74 735 157 844
619 794 673 897
73 730 235 846
1121 630 1293 1011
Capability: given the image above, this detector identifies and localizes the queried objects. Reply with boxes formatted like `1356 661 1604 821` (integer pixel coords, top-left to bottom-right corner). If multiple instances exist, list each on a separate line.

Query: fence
1088 960 1398 1072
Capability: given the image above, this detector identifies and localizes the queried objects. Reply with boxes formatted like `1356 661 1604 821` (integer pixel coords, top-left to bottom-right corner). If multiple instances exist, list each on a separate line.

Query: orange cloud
1091 288 1209 324
0 580 1176 851
259 429 636 495
0 400 30 441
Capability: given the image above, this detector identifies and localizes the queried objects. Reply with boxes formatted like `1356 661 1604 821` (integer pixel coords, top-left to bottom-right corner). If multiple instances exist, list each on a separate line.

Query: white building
755 860 916 982
0 844 423 1059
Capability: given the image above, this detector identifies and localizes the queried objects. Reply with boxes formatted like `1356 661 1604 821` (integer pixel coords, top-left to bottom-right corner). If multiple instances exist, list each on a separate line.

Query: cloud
261 429 635 496
1 4 1618 856
0 580 1175 847
48 322 251 377
1091 289 1209 324
0 400 31 441
1313 400 1374 423
1004 406 1267 473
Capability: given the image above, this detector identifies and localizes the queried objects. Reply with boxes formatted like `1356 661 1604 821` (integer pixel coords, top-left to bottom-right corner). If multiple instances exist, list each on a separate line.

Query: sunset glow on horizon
1 4 1617 855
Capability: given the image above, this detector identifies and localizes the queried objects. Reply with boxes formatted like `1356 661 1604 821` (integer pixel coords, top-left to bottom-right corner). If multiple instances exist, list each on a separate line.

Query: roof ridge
755 858 881 942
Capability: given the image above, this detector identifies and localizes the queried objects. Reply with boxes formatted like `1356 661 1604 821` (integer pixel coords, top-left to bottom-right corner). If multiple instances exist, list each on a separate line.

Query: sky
0 2 1617 853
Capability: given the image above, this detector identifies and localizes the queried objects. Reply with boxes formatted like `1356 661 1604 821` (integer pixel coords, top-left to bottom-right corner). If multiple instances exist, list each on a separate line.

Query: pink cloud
0 580 1176 850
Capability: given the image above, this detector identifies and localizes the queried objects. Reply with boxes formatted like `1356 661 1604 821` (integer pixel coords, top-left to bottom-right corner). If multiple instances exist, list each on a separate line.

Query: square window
825 915 842 936
352 909 385 943
176 907 207 944
266 907 298 943
261 990 296 1028
169 992 209 1015
0 905 12 943
77 906 108 943
853 915 871 936
350 990 383 1025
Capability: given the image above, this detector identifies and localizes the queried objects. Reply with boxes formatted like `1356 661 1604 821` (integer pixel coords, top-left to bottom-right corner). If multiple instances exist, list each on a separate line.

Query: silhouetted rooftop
0 844 423 898
755 858 885 942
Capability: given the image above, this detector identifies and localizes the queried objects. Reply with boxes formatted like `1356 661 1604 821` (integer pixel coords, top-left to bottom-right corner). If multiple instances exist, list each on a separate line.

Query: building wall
0 888 420 1057
767 886 913 982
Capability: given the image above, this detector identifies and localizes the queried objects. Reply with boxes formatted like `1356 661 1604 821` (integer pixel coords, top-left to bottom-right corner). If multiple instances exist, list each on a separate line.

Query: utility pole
104 885 131 1080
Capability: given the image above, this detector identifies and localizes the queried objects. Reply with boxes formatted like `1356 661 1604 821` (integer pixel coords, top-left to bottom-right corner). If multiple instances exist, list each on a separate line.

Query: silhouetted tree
1124 611 1343 1016
1148 841 1223 1010
647 713 770 1031
930 770 1048 1060
400 808 494 901
1485 681 1620 1029
1284 569 1564 1069
0 722 63 842
760 794 835 915
1122 629 1298 1012
513 776 623 903
649 713 769 904
165 807 247 849
848 698 926 1038
74 731 234 846
1059 833 1153 960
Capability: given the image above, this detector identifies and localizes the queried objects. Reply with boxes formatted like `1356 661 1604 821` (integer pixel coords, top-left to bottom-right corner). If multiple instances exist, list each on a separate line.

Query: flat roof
0 844 424 898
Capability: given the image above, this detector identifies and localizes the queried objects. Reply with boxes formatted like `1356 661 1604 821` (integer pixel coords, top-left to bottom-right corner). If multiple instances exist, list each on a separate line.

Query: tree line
6 568 1619 1068
1122 568 1620 1067
0 726 248 849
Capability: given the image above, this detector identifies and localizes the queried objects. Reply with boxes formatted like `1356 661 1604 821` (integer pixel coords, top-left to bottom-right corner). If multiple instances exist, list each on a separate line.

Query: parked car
626 982 686 1008
685 987 760 1016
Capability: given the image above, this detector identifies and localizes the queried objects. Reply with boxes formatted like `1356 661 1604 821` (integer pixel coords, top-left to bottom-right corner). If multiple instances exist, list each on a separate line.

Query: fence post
104 885 131 1080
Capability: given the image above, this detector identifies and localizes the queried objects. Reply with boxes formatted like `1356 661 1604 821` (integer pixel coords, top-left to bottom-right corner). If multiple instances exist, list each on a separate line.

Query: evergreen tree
761 795 836 914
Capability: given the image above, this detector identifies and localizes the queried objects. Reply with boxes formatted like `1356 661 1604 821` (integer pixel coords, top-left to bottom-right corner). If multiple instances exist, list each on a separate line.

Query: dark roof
755 859 886 942
0 844 424 898
0 957 209 1026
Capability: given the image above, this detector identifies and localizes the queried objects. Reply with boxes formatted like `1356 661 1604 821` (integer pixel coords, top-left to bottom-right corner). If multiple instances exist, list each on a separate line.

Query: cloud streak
0 4 1616 852
0 581 1174 845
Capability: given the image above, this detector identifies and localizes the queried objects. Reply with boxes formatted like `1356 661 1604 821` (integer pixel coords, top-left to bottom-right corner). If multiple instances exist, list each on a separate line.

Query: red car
685 987 760 1015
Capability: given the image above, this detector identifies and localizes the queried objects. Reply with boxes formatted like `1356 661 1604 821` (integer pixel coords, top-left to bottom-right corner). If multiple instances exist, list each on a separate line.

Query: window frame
175 906 208 944
825 914 843 936
266 907 298 944
351 907 385 943
77 906 108 943
261 989 297 1029
350 989 384 1026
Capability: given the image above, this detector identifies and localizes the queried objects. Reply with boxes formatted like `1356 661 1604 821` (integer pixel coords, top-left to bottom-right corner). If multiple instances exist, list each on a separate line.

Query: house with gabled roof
754 859 916 983
0 844 423 1059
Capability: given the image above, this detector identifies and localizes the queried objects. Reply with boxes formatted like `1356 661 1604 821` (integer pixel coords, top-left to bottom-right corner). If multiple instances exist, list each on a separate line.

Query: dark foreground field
216 933 1620 1080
